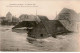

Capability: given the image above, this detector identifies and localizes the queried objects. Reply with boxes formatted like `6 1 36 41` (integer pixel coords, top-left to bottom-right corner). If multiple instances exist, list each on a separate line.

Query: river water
0 25 79 52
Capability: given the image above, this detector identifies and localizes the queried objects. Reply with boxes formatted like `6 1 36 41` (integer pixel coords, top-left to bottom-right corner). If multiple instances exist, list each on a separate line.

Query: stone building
6 12 12 22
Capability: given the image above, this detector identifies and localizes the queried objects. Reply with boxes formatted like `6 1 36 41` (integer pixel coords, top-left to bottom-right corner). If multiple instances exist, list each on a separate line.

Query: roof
12 21 37 29
55 8 80 22
6 12 12 15
29 20 70 34
59 20 75 31
19 14 37 21
19 15 49 22
55 8 80 31
34 15 49 22
42 20 69 34
38 15 49 21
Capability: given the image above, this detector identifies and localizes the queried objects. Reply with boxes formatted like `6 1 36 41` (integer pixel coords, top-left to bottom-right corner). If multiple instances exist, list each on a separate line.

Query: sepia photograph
0 0 80 52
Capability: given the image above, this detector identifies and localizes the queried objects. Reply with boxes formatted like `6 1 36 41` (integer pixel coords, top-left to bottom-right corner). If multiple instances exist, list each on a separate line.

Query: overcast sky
0 0 80 20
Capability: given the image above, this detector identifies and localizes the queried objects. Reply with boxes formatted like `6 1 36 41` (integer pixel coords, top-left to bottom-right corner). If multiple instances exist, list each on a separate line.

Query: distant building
0 17 8 25
19 14 49 22
12 16 20 22
0 17 6 21
6 12 12 22
19 14 37 22
0 18 1 24
0 17 6 24
12 15 49 29
11 16 20 25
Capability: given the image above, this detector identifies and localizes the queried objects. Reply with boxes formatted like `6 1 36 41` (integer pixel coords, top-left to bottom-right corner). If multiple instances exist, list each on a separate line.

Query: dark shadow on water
26 37 45 47
27 37 37 44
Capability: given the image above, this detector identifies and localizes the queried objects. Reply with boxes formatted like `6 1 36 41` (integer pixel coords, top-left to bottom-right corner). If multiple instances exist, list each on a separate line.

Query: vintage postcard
0 0 80 52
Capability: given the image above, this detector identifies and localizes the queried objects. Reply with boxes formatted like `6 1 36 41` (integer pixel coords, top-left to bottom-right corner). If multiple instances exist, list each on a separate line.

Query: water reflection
27 37 37 43
12 28 35 44
12 29 28 33
12 28 44 47
26 36 46 47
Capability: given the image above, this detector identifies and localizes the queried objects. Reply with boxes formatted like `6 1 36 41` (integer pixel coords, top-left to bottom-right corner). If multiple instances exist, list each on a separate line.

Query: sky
0 0 80 20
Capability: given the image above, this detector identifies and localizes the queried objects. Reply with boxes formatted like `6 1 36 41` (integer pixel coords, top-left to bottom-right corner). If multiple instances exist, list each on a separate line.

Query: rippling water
0 25 79 52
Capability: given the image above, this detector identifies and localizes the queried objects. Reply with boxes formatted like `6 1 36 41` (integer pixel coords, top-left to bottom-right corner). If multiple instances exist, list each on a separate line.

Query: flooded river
0 26 79 52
